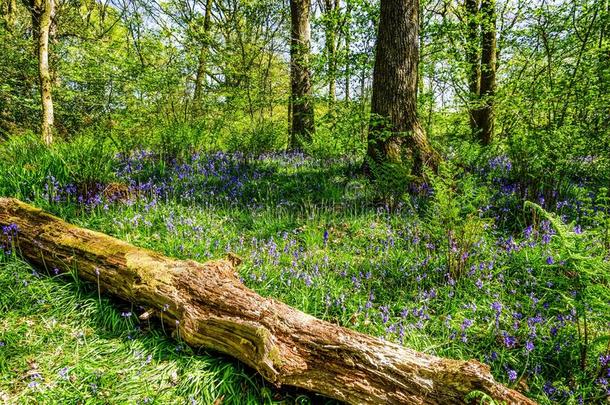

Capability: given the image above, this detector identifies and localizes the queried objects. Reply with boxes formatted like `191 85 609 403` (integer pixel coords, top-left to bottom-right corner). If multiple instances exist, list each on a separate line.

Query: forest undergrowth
0 133 609 404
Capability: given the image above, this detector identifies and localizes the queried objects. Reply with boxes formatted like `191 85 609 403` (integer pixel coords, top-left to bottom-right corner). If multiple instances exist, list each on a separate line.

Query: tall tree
1 0 17 29
320 0 339 109
343 0 351 101
289 0 315 150
474 0 496 144
26 0 55 145
465 0 480 131
366 0 438 174
467 0 496 145
193 0 213 107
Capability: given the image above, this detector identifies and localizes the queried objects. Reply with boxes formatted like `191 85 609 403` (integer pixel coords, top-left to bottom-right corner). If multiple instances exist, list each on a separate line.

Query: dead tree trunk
0 198 535 405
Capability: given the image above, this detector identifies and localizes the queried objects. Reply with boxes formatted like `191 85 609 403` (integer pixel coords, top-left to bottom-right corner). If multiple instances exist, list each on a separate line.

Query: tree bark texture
29 0 55 146
468 0 496 145
0 198 537 405
344 1 351 102
1 0 17 29
289 0 315 149
193 0 213 107
475 0 496 145
367 0 438 175
322 0 339 108
465 0 481 132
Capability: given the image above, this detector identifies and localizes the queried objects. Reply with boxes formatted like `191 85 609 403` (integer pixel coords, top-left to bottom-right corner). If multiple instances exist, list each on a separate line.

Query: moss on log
0 198 536 404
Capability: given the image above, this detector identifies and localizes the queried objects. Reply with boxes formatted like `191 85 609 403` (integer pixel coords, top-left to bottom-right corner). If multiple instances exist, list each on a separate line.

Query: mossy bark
289 0 315 149
366 0 439 175
0 198 535 405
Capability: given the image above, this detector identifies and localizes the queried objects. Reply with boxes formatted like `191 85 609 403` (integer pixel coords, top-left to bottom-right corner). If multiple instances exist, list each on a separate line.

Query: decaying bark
0 198 536 405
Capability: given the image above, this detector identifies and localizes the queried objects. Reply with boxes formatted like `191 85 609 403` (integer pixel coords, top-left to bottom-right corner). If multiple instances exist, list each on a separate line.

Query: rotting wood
0 197 536 405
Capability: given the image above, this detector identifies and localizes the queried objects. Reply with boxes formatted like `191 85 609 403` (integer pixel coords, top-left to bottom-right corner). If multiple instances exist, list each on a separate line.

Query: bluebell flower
58 367 69 380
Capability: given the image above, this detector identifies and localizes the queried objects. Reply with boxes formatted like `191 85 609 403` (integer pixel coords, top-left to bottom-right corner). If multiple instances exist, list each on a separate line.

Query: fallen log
0 198 536 404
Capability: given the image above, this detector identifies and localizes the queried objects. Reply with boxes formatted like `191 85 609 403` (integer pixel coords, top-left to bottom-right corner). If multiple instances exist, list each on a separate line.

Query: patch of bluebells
114 150 275 206
1 223 19 255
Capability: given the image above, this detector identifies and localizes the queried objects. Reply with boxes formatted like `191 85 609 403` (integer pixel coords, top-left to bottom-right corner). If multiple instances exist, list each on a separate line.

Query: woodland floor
1 143 609 404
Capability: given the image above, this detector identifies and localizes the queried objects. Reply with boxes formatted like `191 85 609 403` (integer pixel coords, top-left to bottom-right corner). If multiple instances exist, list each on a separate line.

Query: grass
0 134 609 404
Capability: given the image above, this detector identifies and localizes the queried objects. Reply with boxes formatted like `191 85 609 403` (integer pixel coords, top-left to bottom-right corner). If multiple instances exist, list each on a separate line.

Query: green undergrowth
0 134 609 404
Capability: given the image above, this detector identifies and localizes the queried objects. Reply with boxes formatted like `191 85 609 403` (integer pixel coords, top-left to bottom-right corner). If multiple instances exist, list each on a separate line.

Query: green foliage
465 390 504 405
224 120 287 157
306 103 368 158
365 157 414 211
425 162 490 278
0 133 116 200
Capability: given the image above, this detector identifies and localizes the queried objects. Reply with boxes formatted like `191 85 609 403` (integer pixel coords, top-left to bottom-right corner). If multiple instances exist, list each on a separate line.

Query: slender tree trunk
359 69 367 139
596 0 609 134
344 0 351 102
289 0 315 150
473 0 496 145
417 0 426 99
193 0 213 109
465 0 481 133
0 198 537 405
366 0 438 175
323 0 338 110
29 0 55 146
2 0 17 29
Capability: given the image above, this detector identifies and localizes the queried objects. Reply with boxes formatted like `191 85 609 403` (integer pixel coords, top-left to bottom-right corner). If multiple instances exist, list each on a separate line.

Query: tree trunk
0 198 536 405
323 0 339 110
465 0 481 132
366 0 438 175
1 0 17 29
289 0 315 150
344 1 351 102
29 0 55 146
472 0 496 145
193 0 213 109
